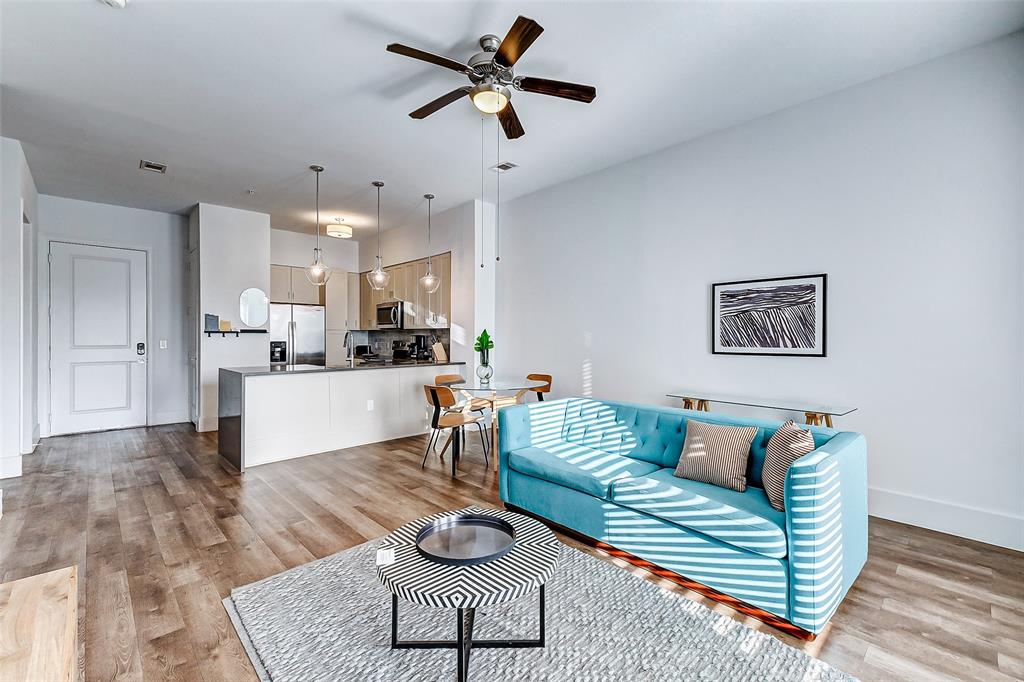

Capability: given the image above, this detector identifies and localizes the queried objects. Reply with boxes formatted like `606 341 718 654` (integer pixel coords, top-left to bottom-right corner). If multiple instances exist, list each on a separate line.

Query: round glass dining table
438 377 548 470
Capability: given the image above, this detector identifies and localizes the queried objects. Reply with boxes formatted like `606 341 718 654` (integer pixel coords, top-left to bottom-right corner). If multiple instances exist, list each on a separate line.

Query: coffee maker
411 334 432 361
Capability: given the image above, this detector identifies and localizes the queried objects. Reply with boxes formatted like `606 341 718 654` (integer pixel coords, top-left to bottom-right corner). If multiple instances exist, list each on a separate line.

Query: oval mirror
239 288 269 327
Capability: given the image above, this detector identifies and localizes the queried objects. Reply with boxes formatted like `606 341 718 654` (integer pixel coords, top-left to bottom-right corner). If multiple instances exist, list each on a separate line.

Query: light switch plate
367 399 374 412
159 339 168 349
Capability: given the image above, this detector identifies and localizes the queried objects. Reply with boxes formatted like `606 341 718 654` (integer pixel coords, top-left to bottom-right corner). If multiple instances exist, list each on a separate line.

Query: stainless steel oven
376 301 404 329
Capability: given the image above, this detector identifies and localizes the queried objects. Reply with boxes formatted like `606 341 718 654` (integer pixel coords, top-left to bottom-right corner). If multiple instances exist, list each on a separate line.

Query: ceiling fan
386 15 597 140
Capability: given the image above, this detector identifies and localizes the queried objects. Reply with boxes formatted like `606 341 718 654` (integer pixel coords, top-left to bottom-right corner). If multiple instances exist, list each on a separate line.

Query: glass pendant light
366 180 389 291
304 165 332 286
419 193 441 294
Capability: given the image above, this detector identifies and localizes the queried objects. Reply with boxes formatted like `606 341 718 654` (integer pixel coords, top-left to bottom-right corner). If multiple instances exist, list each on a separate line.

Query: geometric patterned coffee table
376 506 561 681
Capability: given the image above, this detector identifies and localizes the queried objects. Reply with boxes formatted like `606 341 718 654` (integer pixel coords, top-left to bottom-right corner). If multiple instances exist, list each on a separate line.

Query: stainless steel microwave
376 301 404 329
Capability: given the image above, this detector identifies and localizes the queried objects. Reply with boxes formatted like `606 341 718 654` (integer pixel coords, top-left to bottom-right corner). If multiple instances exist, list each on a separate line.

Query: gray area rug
224 538 854 681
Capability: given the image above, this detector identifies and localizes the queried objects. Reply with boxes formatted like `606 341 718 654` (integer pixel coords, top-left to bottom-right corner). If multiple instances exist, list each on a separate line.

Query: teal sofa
498 397 867 635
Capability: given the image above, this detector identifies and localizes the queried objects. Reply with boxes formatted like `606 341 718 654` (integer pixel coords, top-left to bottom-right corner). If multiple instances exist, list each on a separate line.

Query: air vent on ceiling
490 161 518 173
139 159 167 174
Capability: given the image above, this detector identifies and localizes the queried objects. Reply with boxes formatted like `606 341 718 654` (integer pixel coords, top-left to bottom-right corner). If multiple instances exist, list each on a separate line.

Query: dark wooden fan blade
409 87 472 119
497 101 525 139
386 43 470 74
494 16 544 68
517 76 596 103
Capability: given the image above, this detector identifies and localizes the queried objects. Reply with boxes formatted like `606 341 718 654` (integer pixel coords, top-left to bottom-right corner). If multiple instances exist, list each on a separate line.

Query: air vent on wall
139 159 167 173
490 161 518 173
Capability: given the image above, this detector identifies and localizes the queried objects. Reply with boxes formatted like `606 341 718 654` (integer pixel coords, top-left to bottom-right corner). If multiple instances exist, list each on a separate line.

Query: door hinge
47 252 52 264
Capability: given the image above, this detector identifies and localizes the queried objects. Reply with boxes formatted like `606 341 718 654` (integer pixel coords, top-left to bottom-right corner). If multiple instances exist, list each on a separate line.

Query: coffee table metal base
390 587 546 682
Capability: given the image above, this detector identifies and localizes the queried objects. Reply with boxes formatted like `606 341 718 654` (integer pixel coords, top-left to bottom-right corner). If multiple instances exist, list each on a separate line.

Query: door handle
137 342 146 356
391 307 398 324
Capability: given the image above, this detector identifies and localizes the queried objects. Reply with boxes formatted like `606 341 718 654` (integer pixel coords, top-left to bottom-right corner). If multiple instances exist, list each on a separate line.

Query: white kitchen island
218 361 466 471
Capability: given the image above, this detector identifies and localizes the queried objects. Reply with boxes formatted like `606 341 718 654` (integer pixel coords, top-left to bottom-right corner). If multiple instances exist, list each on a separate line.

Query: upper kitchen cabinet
290 267 322 304
270 264 324 305
355 252 452 329
324 273 349 330
359 275 375 329
346 272 360 331
270 265 291 303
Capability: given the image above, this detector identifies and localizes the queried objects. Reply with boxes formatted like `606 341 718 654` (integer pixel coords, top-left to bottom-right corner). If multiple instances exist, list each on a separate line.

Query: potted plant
474 329 494 383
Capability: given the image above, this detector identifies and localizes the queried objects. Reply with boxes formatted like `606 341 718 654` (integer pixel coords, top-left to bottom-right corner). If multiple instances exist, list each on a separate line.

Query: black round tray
415 513 517 566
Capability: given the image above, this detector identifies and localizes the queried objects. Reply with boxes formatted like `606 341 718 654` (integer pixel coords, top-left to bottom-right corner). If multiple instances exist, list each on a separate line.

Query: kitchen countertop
220 360 465 377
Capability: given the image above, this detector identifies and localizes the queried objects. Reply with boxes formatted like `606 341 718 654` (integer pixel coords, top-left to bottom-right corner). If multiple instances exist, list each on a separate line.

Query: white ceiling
2 1 1022 238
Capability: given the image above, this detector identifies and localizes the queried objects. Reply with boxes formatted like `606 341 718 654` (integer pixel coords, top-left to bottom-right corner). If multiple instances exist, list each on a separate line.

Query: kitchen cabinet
325 273 349 330
270 265 291 303
270 265 324 305
346 272 360 331
359 275 374 329
355 251 452 330
290 268 321 305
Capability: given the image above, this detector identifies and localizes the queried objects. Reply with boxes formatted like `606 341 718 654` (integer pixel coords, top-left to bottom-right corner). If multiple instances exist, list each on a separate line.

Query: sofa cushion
762 420 816 511
508 443 661 500
609 468 788 558
674 420 758 492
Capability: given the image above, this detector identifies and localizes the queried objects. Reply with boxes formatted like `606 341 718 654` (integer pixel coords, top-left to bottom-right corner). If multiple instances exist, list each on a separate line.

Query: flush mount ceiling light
304 165 332 286
419 194 441 294
366 181 390 291
327 218 352 239
470 81 510 114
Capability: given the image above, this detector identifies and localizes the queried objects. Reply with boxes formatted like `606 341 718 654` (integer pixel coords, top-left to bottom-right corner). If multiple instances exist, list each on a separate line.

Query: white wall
196 203 270 431
496 35 1024 550
270 227 358 272
0 137 39 479
358 200 481 365
36 195 190 432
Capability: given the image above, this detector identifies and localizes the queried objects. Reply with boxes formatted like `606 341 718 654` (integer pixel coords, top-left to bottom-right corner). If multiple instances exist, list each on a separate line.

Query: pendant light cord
314 169 321 251
376 183 381 262
427 195 432 266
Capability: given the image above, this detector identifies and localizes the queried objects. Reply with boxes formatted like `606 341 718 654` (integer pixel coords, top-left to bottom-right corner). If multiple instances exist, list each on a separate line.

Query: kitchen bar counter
218 361 465 471
220 360 465 377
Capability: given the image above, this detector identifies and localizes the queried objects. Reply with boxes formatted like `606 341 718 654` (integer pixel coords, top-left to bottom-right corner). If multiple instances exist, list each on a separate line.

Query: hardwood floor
0 423 1020 681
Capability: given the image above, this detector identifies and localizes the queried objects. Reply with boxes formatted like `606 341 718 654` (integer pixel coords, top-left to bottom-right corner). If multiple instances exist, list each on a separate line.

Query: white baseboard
0 455 23 480
150 410 191 426
869 486 1023 551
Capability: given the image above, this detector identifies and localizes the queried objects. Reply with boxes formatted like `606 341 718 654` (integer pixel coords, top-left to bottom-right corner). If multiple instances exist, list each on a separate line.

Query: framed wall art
711 274 827 357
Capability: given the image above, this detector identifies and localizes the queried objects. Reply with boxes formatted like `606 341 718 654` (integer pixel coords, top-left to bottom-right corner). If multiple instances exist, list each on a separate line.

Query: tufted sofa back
506 397 837 488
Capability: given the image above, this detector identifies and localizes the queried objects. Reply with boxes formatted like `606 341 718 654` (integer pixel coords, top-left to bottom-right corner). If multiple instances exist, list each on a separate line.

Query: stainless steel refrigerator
269 304 326 366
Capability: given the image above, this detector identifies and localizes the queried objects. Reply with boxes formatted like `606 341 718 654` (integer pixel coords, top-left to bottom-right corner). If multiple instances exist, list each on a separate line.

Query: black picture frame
710 274 827 357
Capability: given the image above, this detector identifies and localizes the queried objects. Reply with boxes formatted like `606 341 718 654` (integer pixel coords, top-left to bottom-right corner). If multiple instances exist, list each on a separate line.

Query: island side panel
218 368 244 471
242 364 466 467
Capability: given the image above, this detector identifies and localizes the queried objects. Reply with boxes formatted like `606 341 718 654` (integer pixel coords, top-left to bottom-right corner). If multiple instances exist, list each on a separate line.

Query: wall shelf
205 329 268 337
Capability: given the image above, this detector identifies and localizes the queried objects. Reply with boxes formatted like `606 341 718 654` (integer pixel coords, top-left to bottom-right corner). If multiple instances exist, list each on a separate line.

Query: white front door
49 241 148 435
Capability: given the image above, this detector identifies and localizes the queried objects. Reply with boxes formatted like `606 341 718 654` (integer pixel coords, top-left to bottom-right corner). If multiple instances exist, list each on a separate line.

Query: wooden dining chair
435 374 489 414
526 373 553 402
422 385 489 475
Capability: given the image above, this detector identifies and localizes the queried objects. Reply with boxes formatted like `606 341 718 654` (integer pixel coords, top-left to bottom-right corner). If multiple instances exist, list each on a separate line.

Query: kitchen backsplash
361 328 450 359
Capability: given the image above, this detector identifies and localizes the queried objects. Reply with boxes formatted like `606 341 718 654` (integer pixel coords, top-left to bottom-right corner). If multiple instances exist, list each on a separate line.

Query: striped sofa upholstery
498 397 868 635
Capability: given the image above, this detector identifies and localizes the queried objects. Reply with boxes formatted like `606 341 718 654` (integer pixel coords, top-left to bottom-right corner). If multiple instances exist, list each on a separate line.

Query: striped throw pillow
673 420 757 492
762 420 816 511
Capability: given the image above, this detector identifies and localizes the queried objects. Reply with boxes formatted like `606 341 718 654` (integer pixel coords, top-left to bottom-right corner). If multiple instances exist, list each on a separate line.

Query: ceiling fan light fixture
471 82 511 114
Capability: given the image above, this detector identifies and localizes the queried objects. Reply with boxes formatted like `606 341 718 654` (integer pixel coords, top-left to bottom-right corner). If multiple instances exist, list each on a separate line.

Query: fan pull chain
480 114 485 269
495 116 501 263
